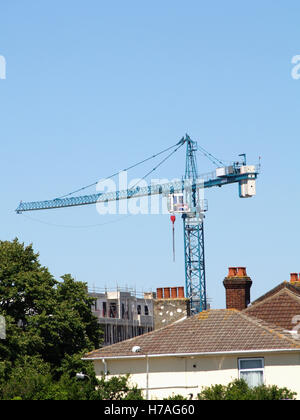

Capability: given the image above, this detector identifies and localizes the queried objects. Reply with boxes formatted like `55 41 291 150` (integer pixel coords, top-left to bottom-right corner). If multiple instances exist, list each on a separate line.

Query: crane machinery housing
16 135 259 314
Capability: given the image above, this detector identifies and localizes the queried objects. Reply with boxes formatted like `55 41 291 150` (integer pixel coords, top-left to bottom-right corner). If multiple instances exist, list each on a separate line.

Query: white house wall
93 352 300 399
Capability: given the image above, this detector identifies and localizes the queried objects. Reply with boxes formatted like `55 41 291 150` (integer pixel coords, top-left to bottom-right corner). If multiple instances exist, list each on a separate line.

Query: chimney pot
237 267 247 277
157 288 163 299
290 273 299 283
164 288 171 299
171 287 178 299
178 287 185 299
228 267 237 277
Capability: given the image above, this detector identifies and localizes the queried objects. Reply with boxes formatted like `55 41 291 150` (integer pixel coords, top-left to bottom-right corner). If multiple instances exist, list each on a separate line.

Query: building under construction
89 288 155 346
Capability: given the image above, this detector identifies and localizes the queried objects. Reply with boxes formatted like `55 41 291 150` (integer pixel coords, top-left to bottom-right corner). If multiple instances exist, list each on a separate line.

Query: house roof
244 285 300 331
84 309 300 360
251 281 300 305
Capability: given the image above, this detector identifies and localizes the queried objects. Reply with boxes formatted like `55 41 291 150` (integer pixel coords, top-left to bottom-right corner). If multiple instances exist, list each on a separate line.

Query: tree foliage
0 239 143 400
197 379 297 401
0 355 143 400
0 239 102 370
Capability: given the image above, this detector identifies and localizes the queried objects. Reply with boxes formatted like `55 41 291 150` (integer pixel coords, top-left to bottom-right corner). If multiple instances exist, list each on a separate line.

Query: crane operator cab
167 193 190 214
167 190 207 225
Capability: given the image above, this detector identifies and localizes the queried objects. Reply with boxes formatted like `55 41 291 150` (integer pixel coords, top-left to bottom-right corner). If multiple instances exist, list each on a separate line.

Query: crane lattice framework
16 135 259 314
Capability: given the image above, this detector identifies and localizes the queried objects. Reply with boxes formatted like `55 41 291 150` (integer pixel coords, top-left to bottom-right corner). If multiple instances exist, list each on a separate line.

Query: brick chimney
154 287 190 329
223 267 252 311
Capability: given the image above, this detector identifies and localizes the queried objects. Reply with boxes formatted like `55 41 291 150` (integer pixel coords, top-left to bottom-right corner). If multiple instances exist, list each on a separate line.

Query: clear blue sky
1 0 300 308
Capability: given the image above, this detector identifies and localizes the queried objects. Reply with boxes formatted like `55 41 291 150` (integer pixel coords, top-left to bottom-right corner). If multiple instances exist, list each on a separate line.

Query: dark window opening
102 302 107 318
110 303 117 318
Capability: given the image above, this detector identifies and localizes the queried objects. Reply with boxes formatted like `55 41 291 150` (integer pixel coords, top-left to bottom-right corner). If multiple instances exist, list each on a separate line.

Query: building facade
89 290 154 346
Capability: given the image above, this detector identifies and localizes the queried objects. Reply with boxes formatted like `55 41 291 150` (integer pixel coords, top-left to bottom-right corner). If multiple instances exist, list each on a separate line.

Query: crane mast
183 136 206 313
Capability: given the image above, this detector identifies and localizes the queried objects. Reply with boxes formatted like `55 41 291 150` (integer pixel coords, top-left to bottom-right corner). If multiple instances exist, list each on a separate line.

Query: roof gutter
82 348 300 361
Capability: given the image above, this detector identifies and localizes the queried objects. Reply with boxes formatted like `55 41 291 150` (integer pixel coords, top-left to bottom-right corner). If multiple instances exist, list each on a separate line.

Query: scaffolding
88 286 155 346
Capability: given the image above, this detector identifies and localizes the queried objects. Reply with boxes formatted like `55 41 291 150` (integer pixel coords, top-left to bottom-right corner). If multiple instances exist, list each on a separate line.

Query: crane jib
15 172 258 214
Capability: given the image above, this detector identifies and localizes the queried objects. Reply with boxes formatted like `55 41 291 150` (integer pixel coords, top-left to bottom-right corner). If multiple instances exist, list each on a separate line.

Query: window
137 305 141 315
173 195 183 205
144 305 149 316
238 358 264 387
109 303 117 318
102 302 107 318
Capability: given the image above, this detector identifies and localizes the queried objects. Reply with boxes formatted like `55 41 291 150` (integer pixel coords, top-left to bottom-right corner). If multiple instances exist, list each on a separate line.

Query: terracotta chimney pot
228 267 237 277
157 288 163 299
290 273 299 283
237 267 247 277
164 288 171 299
178 287 185 299
171 287 178 299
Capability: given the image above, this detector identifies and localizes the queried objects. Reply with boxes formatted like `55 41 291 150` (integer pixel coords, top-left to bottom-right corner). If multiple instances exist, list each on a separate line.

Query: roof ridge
251 282 300 306
284 287 300 303
245 286 300 312
287 282 300 296
250 282 287 305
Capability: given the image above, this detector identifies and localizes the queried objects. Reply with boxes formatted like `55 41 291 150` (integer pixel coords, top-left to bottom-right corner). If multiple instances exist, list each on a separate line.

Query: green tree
197 379 297 401
164 395 188 400
0 239 102 370
0 356 54 400
95 375 144 400
0 239 144 400
0 356 143 400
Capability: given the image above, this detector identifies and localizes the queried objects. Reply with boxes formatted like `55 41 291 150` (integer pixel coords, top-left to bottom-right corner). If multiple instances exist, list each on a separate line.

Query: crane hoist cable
21 213 132 229
19 140 185 229
56 139 184 200
129 140 185 190
197 144 225 167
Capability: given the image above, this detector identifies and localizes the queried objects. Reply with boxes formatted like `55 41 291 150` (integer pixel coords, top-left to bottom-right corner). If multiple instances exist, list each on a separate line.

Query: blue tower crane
183 136 206 313
16 135 259 313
